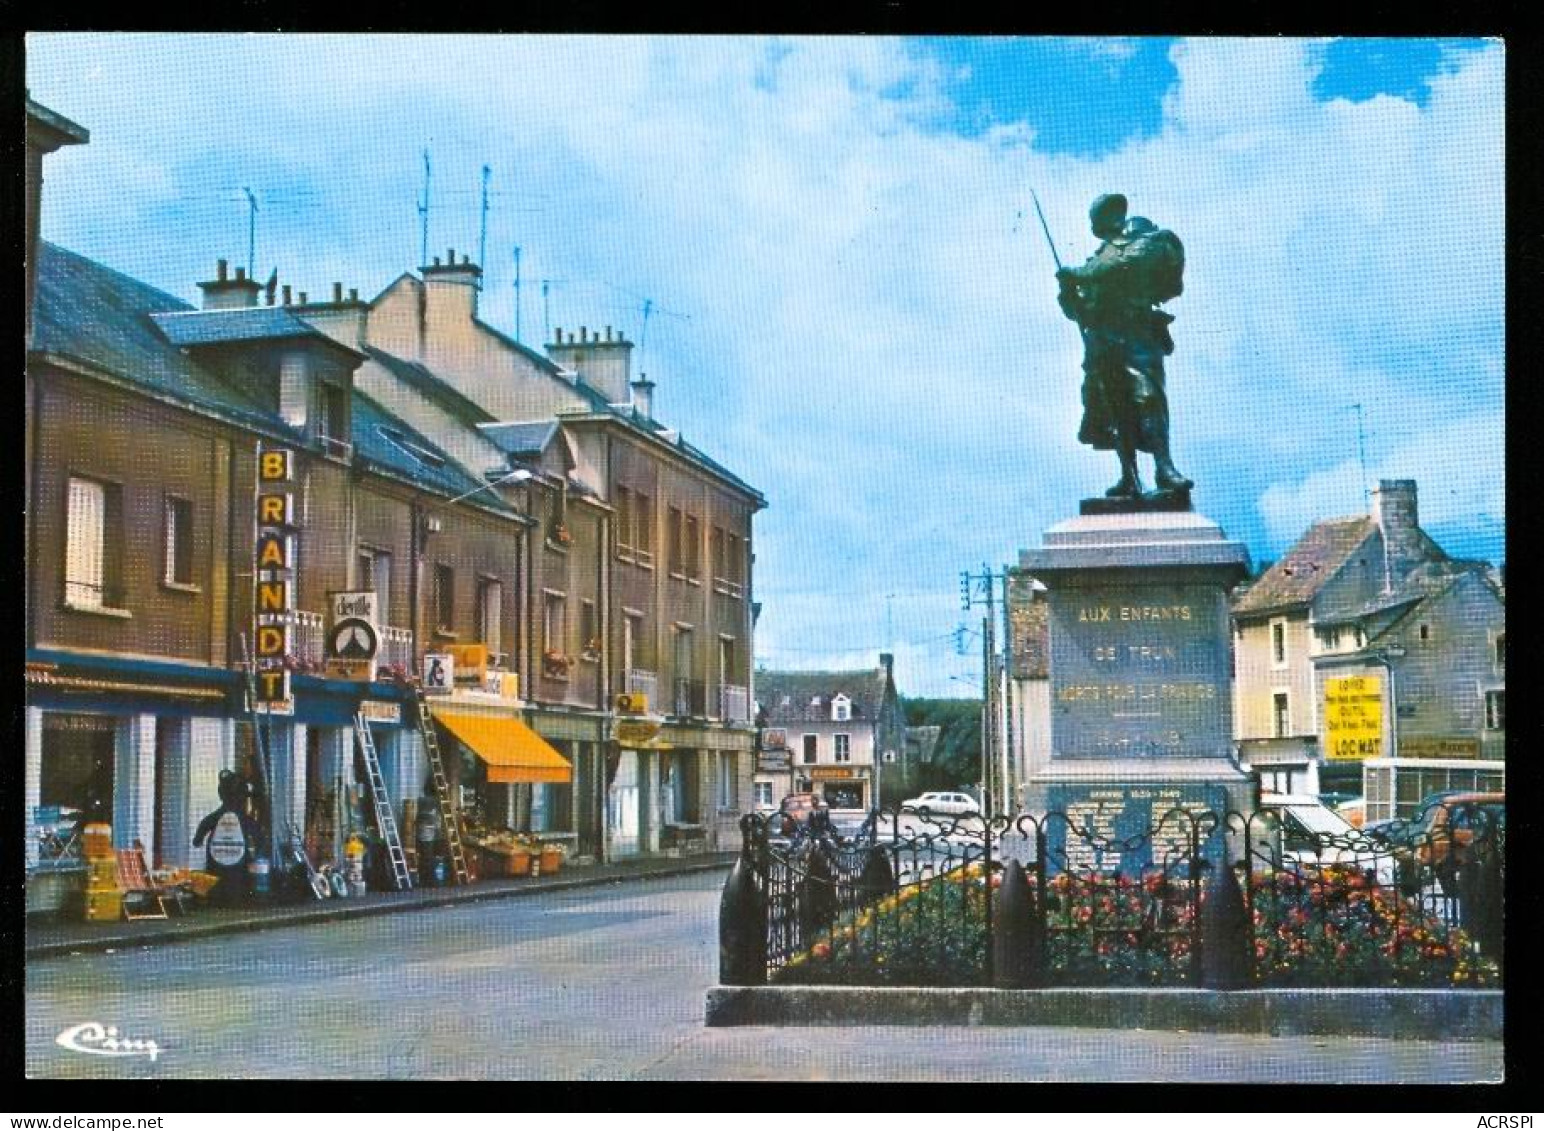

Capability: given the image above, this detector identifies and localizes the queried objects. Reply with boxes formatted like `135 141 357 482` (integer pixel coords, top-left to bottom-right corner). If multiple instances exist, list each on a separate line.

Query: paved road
26 871 1502 1082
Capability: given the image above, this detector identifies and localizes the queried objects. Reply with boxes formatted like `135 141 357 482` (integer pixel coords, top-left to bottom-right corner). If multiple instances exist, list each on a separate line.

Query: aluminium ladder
354 713 414 891
412 687 470 886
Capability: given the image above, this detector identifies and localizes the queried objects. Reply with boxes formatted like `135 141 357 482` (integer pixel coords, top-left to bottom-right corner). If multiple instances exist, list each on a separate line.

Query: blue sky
26 35 1504 697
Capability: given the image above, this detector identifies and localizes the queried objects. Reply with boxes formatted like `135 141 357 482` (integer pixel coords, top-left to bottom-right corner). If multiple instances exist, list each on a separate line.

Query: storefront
1363 754 1506 824
811 765 869 811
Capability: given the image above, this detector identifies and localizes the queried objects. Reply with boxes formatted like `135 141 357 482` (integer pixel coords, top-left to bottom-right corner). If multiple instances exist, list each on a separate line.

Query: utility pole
477 165 491 285
961 564 1007 815
1000 567 1016 813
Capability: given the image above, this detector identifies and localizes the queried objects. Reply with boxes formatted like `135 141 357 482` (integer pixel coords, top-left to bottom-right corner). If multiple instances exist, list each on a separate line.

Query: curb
28 858 734 960
704 985 1505 1042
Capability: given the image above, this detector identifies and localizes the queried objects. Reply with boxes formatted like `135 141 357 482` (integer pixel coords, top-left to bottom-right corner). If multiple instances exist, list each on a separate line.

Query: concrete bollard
1459 845 1504 971
992 858 1044 988
799 847 837 944
1199 860 1253 990
857 845 895 907
718 856 767 985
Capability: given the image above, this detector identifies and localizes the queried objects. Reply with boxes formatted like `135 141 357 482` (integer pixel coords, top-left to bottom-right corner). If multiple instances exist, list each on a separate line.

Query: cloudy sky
27 35 1504 697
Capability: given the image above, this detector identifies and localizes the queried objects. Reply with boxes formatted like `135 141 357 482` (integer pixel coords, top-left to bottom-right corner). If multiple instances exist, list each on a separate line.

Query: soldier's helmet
1089 193 1128 237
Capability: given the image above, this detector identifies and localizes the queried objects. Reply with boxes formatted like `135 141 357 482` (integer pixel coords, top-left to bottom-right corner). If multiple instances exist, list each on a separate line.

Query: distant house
753 655 906 810
1231 480 1504 817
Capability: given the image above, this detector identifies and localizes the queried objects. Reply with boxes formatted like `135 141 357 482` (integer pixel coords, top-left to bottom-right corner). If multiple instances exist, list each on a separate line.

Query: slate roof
1231 516 1377 616
479 420 561 458
756 669 891 724
151 307 357 356
352 390 512 510
361 346 497 429
1318 559 1496 626
30 242 296 438
474 317 563 375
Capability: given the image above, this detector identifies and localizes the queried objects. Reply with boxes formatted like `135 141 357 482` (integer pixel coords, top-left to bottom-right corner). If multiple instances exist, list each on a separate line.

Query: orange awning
431 710 572 785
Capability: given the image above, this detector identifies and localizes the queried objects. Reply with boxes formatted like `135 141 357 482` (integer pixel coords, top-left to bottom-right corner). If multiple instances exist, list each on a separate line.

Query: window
615 485 634 556
802 734 818 764
1495 633 1505 668
718 752 737 809
476 577 502 659
1485 689 1505 731
65 476 124 610
319 383 348 445
433 564 455 634
358 548 392 622
834 734 851 763
634 492 653 563
1272 692 1290 738
882 751 897 763
623 611 643 674
754 781 774 809
832 695 851 722
163 496 194 586
543 591 567 656
1270 619 1287 667
685 514 701 580
668 506 684 575
580 599 598 659
1418 623 1431 644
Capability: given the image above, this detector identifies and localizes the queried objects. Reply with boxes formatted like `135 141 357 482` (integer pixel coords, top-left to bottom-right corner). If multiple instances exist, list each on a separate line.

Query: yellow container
539 847 562 875
82 823 113 860
82 889 123 922
508 850 532 877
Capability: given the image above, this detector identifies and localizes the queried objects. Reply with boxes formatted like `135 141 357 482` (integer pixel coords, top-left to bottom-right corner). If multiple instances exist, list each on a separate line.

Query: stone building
1005 573 1052 811
1231 480 1504 815
754 657 906 811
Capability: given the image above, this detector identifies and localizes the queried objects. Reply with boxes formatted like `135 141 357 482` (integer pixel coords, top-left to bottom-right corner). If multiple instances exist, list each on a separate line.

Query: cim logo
55 1021 162 1063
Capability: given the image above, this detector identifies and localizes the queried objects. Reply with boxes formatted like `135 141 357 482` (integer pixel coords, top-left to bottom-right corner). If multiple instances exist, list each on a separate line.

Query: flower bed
772 863 1499 989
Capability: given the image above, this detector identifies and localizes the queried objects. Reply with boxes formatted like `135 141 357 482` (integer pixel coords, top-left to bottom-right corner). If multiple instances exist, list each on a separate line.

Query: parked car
1372 792 1505 896
1255 793 1394 886
773 792 828 837
901 791 981 817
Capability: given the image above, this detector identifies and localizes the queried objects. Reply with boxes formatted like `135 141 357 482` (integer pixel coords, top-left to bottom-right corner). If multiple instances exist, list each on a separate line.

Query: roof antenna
477 164 491 288
417 148 432 269
1350 402 1370 511
242 187 259 279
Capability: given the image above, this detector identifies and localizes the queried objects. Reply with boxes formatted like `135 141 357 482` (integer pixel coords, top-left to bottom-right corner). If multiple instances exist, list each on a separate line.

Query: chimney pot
554 326 562 343
605 326 612 342
349 287 359 302
282 285 292 305
448 248 455 263
298 292 308 304
333 282 343 303
235 266 246 281
217 259 228 281
581 326 588 342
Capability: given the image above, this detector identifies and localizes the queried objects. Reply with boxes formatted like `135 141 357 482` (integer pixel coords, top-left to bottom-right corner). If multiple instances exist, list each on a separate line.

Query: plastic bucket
82 823 113 860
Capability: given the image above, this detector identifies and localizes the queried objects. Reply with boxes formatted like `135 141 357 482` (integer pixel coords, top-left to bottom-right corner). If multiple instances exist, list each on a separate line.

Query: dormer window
832 694 851 722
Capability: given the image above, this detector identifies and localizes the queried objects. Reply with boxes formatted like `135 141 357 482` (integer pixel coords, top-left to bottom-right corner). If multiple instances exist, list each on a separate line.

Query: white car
1256 793 1395 886
902 791 980 817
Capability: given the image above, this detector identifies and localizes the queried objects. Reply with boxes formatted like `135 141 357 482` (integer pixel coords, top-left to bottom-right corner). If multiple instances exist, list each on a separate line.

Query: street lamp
1370 642 1407 760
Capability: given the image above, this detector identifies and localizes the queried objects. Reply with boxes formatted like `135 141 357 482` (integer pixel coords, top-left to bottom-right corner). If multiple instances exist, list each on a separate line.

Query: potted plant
539 841 566 875
543 649 572 677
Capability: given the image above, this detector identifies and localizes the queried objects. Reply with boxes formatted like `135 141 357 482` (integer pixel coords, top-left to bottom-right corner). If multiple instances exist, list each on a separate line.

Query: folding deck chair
115 845 169 920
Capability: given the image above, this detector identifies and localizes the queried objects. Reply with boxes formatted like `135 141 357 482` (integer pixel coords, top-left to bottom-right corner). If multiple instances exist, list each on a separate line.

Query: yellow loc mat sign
1325 675 1384 760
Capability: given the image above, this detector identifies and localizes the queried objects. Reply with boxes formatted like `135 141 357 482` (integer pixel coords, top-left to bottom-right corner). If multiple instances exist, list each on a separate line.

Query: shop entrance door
609 751 640 858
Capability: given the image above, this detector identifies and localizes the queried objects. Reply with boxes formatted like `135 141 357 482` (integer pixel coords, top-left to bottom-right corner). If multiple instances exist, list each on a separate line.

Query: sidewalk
26 851 736 959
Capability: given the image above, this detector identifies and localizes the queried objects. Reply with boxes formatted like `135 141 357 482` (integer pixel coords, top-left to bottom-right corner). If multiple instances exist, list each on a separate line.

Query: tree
903 697 983 793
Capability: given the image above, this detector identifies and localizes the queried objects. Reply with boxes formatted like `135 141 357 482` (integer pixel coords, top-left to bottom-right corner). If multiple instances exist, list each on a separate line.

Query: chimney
547 325 633 403
421 245 482 334
1372 479 1426 592
197 258 262 310
880 652 894 680
333 282 343 303
629 373 656 419
282 285 292 305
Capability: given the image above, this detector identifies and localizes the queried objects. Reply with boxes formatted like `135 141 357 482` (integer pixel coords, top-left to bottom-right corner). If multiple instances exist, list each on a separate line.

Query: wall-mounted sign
422 653 455 695
811 766 858 780
1325 675 1383 761
615 718 663 747
358 700 402 725
254 445 297 712
447 643 488 686
327 590 379 681
1399 736 1480 760
484 670 520 700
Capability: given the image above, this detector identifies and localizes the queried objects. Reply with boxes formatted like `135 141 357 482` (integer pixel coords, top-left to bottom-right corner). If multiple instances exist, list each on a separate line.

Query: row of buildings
25 95 764 907
995 479 1505 822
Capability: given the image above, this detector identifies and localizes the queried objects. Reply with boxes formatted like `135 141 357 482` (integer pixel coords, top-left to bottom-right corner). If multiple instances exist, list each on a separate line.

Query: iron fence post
1199 854 1252 990
992 857 1043 988
718 854 766 985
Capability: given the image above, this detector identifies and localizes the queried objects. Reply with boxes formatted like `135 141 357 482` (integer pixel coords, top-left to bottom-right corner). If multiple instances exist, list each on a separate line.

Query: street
26 871 1502 1082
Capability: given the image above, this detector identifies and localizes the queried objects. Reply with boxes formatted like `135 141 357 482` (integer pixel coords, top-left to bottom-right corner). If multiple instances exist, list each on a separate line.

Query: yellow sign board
1325 675 1384 761
615 719 663 747
812 766 859 780
1399 736 1480 760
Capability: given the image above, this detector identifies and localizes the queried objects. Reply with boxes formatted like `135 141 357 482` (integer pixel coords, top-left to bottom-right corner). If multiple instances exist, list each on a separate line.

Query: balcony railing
673 677 707 718
720 683 751 723
286 610 326 667
625 668 658 706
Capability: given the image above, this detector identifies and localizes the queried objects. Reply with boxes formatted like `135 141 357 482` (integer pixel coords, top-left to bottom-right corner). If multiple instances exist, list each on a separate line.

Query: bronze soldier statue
1056 193 1193 500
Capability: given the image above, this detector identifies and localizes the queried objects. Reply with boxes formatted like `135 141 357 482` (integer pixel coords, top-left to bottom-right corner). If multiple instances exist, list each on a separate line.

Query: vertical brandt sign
255 446 297 711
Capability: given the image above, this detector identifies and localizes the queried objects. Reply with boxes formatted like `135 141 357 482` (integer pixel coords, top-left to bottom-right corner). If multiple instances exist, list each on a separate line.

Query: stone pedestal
1019 506 1255 867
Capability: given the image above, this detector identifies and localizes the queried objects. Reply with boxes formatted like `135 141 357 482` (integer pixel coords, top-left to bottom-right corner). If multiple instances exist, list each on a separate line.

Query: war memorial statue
1051 193 1193 503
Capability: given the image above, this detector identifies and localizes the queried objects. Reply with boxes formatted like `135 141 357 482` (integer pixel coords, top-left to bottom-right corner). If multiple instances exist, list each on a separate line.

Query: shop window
40 716 116 817
64 476 125 610
718 752 738 809
477 577 503 659
1272 692 1290 738
163 496 195 587
834 734 852 763
802 734 818 764
434 563 455 634
1485 689 1505 731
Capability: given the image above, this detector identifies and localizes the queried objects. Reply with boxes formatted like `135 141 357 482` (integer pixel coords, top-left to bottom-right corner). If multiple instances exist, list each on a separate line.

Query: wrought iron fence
719 799 1504 990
